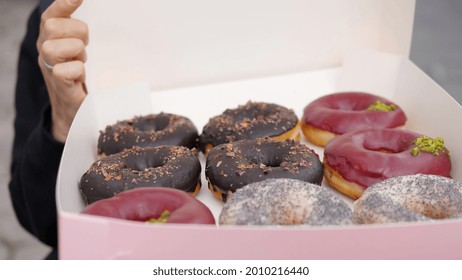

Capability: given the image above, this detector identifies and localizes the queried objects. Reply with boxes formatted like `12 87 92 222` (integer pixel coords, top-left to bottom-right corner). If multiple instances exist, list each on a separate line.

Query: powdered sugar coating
219 178 353 226
354 174 462 224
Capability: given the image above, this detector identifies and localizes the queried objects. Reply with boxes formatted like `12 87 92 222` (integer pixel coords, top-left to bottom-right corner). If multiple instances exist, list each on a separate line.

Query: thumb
42 0 83 21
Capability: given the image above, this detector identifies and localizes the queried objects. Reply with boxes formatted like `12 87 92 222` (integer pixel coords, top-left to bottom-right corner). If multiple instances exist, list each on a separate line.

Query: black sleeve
8 6 64 249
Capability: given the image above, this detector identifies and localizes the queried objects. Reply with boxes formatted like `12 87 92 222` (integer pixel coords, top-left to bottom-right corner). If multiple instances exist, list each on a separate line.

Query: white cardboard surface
74 0 415 91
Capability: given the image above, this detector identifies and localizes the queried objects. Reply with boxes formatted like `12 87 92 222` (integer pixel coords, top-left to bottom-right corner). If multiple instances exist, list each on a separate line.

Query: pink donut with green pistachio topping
302 92 407 146
81 187 215 224
323 128 451 200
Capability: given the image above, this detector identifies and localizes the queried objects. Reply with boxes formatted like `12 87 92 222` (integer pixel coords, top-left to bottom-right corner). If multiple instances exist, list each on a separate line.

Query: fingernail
69 0 80 4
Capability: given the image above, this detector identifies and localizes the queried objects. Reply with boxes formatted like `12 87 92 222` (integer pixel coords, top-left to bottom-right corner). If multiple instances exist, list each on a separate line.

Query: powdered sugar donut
219 178 353 226
354 174 462 224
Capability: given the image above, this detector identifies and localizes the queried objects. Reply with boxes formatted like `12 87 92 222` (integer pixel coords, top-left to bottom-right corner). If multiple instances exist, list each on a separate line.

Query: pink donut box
56 0 462 259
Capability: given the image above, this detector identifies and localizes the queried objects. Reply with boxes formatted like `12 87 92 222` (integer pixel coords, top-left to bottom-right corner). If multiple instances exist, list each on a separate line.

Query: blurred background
1 0 461 259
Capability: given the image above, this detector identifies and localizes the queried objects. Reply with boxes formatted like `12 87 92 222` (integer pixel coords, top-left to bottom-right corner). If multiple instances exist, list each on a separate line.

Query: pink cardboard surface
59 212 462 260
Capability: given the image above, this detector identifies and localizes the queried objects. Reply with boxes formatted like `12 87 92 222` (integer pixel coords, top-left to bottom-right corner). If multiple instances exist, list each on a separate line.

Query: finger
53 60 86 86
42 0 83 21
41 38 87 65
42 18 89 46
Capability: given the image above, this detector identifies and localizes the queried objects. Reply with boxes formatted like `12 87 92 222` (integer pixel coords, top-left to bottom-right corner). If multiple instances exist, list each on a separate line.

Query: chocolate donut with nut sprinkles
98 112 198 157
219 178 353 226
80 145 201 204
205 138 323 202
199 101 300 155
354 174 462 224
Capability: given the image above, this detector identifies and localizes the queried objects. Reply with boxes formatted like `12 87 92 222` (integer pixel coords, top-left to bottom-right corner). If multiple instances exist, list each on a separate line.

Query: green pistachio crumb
410 136 448 156
146 210 170 223
367 100 397 112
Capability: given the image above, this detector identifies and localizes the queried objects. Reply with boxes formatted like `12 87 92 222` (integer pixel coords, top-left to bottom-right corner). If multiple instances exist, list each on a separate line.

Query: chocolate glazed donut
205 138 323 202
199 101 300 154
98 112 199 156
80 145 201 204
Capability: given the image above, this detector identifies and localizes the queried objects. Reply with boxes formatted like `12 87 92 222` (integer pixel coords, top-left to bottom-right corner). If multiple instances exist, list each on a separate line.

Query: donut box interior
57 0 462 259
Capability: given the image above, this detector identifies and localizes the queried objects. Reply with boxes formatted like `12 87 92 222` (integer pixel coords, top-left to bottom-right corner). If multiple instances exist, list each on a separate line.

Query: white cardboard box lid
74 0 415 91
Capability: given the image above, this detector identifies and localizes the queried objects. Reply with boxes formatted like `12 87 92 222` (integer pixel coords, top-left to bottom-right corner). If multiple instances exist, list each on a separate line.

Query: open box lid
74 0 415 92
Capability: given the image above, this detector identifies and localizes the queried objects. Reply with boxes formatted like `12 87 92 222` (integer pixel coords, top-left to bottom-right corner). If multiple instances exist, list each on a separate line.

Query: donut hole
404 198 458 220
330 102 360 111
244 153 285 168
243 142 292 168
233 106 274 120
355 129 416 155
123 155 165 171
132 208 172 222
405 204 450 220
362 139 411 154
132 115 169 132
228 102 290 127
330 97 371 111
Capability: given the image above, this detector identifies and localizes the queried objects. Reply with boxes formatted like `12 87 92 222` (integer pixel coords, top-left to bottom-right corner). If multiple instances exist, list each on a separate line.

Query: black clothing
9 5 62 258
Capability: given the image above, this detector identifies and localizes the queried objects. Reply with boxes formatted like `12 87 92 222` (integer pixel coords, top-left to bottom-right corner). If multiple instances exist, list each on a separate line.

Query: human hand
37 0 88 143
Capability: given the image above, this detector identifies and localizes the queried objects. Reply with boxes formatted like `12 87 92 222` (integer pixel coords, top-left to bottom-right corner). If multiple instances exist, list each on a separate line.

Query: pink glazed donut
323 128 451 199
81 187 215 225
302 92 407 146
